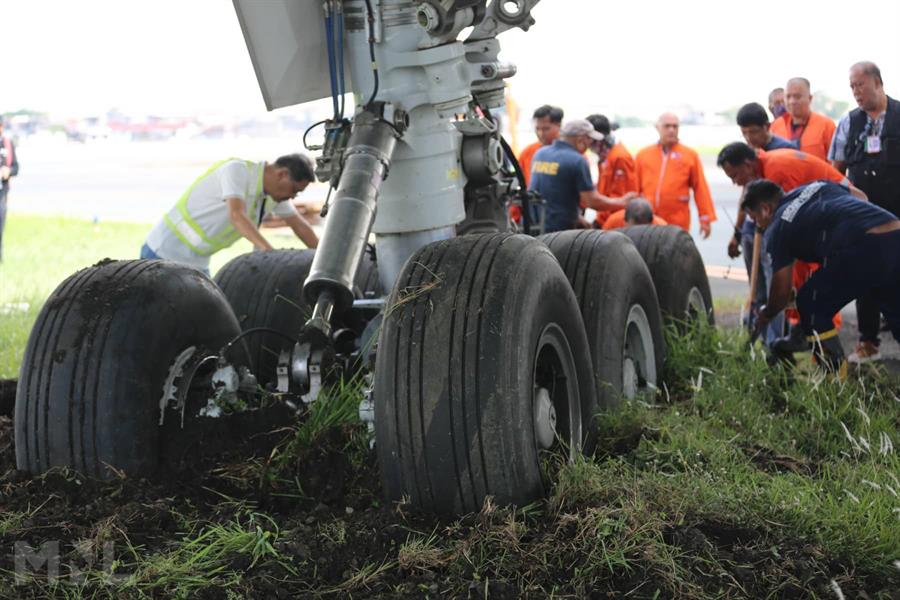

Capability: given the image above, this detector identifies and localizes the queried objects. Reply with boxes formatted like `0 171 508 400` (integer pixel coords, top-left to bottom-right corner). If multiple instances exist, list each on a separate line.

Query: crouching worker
745 179 900 372
141 154 319 275
602 198 667 229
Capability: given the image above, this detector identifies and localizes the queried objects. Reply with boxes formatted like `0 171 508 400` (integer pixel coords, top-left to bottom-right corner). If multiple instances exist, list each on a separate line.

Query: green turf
0 213 309 378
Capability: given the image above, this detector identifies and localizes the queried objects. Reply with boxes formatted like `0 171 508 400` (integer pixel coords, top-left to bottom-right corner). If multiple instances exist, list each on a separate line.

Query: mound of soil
1 411 897 598
0 379 15 417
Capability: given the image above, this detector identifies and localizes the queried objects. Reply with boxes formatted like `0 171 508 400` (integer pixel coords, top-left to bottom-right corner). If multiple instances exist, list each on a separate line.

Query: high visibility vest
163 158 264 256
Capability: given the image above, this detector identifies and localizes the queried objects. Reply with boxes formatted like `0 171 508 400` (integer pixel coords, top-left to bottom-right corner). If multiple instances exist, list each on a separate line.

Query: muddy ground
1 381 898 599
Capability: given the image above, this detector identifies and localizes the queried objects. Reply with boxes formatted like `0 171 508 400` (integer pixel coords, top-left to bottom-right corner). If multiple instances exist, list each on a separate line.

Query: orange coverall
594 142 638 227
510 140 543 222
769 112 836 162
634 143 716 232
601 210 667 230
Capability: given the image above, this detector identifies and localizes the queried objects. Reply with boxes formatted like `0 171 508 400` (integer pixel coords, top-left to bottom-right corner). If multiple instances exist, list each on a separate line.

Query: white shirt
146 160 299 268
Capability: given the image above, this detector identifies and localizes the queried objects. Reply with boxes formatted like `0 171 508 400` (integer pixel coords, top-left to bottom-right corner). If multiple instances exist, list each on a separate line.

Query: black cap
586 114 611 136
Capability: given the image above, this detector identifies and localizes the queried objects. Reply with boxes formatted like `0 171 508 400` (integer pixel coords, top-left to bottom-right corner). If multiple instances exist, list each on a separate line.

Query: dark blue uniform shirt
765 181 897 271
763 135 797 151
528 139 594 233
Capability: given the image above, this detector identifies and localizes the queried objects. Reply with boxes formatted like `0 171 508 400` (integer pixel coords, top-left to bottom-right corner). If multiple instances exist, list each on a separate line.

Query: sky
4 0 900 120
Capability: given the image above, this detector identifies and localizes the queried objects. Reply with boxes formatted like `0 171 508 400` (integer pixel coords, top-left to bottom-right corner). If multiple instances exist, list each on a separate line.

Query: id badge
866 135 882 154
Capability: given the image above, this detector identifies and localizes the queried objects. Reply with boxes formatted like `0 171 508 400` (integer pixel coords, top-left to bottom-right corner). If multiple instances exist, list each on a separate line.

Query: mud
0 403 897 598
0 379 14 417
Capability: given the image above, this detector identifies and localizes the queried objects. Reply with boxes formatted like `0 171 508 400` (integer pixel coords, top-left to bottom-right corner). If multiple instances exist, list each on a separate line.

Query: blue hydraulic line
324 4 340 119
337 4 345 119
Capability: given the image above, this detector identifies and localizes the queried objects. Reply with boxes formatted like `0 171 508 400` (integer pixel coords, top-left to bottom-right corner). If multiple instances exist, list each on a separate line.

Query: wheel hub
534 386 557 450
687 286 707 319
623 304 657 400
622 357 638 399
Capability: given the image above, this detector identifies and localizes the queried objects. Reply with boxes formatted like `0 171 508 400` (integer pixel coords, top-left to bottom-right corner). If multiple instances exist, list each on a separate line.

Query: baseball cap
561 119 605 142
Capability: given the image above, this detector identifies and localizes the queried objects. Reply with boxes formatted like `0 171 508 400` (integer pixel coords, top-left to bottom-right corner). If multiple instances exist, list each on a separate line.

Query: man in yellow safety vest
141 154 319 275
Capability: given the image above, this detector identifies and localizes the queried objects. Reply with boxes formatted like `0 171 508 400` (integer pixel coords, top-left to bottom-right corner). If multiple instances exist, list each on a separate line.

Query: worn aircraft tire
214 249 382 386
540 230 665 423
355 245 383 299
621 225 714 326
15 260 242 478
375 234 597 515
215 250 316 387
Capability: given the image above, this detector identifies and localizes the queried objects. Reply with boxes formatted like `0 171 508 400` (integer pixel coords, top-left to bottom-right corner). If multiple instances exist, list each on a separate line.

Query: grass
2 324 898 598
0 214 309 378
9 510 288 598
2 217 899 597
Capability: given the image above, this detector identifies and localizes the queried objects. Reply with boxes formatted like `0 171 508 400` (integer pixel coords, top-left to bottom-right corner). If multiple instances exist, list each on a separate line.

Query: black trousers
797 230 900 343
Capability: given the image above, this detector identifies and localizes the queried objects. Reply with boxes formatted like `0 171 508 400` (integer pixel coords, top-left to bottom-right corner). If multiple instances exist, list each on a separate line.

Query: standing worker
586 113 638 228
746 179 900 372
770 78 836 161
768 88 786 120
529 119 627 233
736 102 795 152
0 116 19 262
518 105 564 187
829 61 900 363
729 103 796 332
511 105 564 224
141 154 319 275
634 112 716 238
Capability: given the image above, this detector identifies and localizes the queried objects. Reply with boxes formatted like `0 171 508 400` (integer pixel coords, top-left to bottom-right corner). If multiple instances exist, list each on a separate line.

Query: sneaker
848 341 881 364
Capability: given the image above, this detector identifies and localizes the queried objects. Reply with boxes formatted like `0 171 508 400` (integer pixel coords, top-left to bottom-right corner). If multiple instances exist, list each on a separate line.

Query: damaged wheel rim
623 304 656 400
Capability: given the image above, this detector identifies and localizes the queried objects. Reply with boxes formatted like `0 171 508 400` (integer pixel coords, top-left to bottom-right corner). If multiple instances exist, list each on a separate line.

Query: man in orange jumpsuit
717 142 868 337
602 198 667 230
512 105 563 223
587 114 638 227
770 78 836 161
635 112 716 238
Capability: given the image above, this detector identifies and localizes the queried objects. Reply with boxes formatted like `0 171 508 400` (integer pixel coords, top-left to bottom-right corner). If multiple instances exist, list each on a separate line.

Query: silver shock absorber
302 109 398 334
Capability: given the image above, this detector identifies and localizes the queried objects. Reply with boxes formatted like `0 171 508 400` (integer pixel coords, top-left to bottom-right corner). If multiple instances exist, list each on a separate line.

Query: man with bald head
770 78 836 161
601 197 668 230
634 112 716 237
829 61 900 362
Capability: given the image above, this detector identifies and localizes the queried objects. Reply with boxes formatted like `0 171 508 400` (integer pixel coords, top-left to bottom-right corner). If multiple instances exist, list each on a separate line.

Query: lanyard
790 119 808 144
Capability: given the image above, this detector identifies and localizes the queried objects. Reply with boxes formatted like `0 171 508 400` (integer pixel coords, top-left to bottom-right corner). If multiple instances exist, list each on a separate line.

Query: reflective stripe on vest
163 159 265 256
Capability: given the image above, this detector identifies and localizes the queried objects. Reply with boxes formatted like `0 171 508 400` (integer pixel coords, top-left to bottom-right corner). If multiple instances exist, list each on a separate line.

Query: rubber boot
771 325 810 356
811 334 848 378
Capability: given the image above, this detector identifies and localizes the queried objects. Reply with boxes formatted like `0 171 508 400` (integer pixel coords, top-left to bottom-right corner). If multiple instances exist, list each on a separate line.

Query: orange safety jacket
518 141 542 187
601 209 667 230
635 142 716 231
769 111 836 162
758 148 846 189
510 140 543 222
594 142 638 227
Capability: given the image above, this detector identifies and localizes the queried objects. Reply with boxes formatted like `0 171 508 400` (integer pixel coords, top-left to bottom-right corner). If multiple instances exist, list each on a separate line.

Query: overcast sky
4 0 900 120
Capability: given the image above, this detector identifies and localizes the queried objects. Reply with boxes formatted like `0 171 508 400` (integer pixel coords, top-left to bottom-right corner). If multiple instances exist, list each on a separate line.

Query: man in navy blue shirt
744 179 900 370
737 103 796 152
529 119 627 233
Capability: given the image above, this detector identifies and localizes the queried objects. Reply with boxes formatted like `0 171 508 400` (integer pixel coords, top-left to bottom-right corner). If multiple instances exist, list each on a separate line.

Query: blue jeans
140 243 210 277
